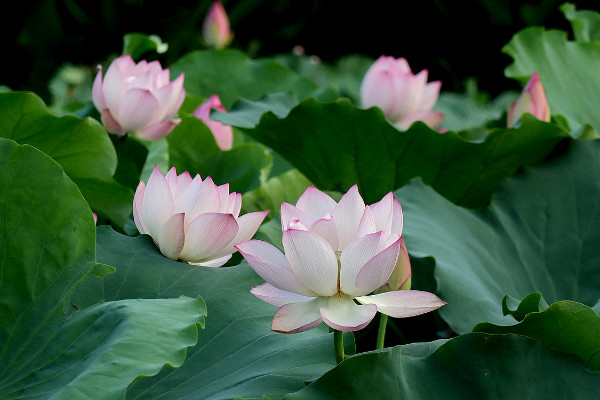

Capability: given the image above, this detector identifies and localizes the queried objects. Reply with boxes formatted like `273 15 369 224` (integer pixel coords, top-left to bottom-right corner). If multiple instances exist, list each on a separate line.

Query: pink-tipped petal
369 192 394 236
339 232 384 295
282 229 338 297
385 237 412 291
178 212 238 262
157 213 185 260
133 181 148 234
118 89 160 133
356 290 446 318
100 109 124 135
352 236 401 296
280 202 310 232
251 282 315 307
320 294 377 332
185 177 222 224
332 185 365 249
420 80 442 110
92 68 106 110
295 186 337 223
210 210 270 259
272 297 327 334
138 119 181 141
356 205 377 237
236 240 316 296
142 166 174 240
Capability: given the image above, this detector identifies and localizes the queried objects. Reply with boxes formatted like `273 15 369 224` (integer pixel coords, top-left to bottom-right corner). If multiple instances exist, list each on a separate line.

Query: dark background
2 0 598 102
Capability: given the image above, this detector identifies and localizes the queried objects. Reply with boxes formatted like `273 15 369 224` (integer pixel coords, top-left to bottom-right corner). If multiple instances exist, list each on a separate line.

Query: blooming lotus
237 186 445 333
92 55 185 140
133 165 269 267
281 187 411 291
202 1 233 49
193 95 233 151
507 72 550 127
360 56 443 130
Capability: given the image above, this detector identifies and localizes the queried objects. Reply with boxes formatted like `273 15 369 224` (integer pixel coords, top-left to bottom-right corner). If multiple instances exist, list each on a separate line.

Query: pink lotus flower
237 186 445 333
360 56 443 131
133 165 269 267
92 55 185 140
193 95 234 151
202 1 233 49
507 72 550 127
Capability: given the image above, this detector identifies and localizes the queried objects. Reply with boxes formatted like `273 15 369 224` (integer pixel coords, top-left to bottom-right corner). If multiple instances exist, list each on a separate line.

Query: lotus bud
360 55 443 131
92 55 185 141
193 95 233 151
202 1 234 49
507 72 550 127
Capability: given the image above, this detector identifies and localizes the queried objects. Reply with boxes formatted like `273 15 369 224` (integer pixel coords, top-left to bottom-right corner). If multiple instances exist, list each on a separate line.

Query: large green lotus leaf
504 26 600 132
284 333 600 400
170 49 321 109
71 227 348 400
561 3 600 42
474 299 600 370
0 139 206 400
394 139 600 333
223 97 568 206
0 91 133 227
167 116 271 193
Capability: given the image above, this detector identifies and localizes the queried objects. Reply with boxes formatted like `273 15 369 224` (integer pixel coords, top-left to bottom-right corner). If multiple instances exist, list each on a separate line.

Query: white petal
189 254 232 268
157 213 185 260
133 181 148 234
339 232 383 296
309 215 339 250
251 282 315 307
236 240 316 296
282 229 338 296
178 213 238 262
353 236 401 296
295 186 337 223
332 185 365 249
320 294 377 331
142 166 174 240
209 210 269 259
272 297 328 334
356 290 446 318
280 202 310 232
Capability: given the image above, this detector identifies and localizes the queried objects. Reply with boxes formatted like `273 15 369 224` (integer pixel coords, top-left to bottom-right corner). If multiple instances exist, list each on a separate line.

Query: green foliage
283 334 600 399
171 49 323 109
0 92 133 227
504 25 600 133
561 3 600 42
220 97 569 206
72 227 349 400
474 297 600 370
122 33 169 60
167 116 272 193
0 139 206 400
395 139 600 333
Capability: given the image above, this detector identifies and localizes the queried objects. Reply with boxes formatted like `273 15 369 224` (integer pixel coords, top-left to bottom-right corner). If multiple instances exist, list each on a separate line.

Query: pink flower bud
202 1 233 49
133 166 269 267
92 55 186 141
507 72 551 127
193 95 233 151
360 56 443 131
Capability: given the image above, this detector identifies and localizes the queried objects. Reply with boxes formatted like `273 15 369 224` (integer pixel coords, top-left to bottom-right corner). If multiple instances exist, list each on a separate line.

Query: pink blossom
237 186 445 333
360 56 443 130
193 95 234 151
507 72 550 127
92 55 185 140
133 165 269 267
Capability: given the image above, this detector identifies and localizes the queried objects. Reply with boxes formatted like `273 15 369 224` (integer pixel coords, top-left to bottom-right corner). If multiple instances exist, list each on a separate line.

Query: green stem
376 313 388 349
334 329 345 364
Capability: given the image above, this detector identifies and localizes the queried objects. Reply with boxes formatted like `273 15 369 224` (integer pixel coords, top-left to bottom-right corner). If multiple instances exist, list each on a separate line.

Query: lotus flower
92 55 185 140
202 1 233 49
360 56 443 130
237 186 445 333
133 165 269 267
507 72 550 127
193 95 233 151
